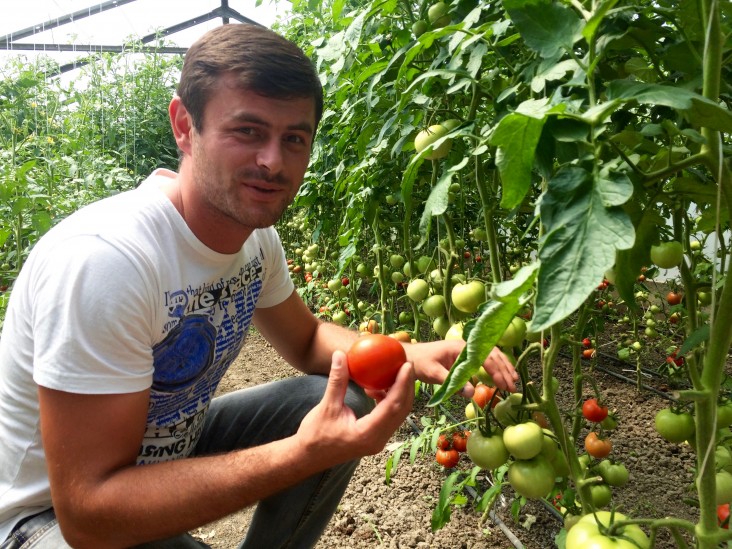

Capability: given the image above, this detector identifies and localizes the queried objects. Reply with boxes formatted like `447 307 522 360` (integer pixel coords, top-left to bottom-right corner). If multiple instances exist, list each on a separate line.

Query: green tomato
698 291 713 306
406 278 429 303
414 125 451 159
566 511 650 549
432 316 450 338
475 366 494 386
466 431 509 470
718 471 732 505
551 449 570 478
718 402 732 429
493 392 523 426
389 254 405 269
411 19 428 37
427 1 450 27
654 408 695 443
332 310 349 326
540 429 558 461
498 317 527 348
503 422 544 460
590 483 613 508
650 241 684 269
597 460 629 487
507 455 555 499
422 294 446 318
451 280 486 313
716 446 732 473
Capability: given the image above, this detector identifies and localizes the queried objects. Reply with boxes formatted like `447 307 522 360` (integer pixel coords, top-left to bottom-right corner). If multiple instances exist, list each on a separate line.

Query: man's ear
169 96 193 156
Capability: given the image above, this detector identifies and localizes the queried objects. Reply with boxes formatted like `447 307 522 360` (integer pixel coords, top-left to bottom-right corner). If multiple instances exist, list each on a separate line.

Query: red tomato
436 448 460 468
585 432 612 458
452 431 468 453
472 383 498 409
667 291 683 305
582 337 592 348
582 348 595 359
346 334 407 390
582 398 609 423
718 503 730 529
436 434 451 450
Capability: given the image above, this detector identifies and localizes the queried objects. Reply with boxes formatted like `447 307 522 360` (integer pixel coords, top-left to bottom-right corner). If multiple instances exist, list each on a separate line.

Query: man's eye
286 135 306 144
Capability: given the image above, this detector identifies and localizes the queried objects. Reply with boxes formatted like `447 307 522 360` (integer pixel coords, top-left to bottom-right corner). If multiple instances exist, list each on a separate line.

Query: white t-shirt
0 169 295 538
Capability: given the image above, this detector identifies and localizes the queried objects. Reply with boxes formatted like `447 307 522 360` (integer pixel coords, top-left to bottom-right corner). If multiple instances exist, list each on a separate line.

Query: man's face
188 74 316 236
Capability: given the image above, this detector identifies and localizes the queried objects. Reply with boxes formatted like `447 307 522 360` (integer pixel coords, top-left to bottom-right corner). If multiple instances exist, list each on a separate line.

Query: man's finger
323 350 350 406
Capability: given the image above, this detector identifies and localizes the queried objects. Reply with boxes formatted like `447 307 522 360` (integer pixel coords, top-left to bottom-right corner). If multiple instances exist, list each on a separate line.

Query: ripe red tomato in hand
436 448 460 468
582 398 609 423
346 334 407 391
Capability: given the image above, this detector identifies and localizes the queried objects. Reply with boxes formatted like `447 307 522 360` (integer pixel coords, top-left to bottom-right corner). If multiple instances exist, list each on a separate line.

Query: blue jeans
2 375 372 549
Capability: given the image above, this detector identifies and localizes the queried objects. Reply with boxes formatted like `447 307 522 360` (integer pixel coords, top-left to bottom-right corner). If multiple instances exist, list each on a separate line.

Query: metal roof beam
0 0 139 46
0 43 187 53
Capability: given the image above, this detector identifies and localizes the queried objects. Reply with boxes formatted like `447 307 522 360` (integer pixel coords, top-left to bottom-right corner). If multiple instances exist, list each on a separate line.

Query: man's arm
40 352 415 549
253 290 518 392
253 290 359 375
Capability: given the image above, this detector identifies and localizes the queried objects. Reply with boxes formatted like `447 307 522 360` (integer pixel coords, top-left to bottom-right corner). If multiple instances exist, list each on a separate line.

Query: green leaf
418 171 453 245
680 325 710 357
532 167 635 331
490 112 546 210
606 81 732 133
431 471 459 531
428 264 538 406
583 0 619 44
503 0 583 59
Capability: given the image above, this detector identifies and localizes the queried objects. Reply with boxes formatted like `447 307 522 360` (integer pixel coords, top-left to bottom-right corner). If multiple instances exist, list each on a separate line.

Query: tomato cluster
434 430 469 468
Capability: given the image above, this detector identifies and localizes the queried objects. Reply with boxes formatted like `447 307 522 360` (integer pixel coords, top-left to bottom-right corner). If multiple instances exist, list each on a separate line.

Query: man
0 23 517 549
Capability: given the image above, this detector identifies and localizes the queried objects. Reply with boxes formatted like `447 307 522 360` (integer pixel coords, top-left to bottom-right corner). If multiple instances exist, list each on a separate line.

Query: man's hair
177 23 323 131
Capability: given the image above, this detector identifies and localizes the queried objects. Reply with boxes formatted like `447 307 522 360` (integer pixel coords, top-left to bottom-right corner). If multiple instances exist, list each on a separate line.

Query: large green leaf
489 112 546 210
532 167 635 331
502 0 583 59
606 81 732 133
428 264 538 406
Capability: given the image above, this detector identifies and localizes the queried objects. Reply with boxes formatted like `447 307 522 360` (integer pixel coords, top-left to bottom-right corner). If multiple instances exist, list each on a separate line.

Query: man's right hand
296 350 415 464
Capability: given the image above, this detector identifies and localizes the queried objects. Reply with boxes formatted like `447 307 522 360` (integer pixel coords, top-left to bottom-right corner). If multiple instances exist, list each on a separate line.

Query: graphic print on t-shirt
138 253 264 464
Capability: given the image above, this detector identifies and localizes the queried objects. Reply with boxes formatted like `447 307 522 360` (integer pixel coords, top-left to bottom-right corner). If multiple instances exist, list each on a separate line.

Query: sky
1 0 292 66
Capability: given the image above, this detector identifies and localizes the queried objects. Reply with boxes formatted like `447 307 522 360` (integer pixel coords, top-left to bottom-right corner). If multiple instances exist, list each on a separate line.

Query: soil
191 329 702 549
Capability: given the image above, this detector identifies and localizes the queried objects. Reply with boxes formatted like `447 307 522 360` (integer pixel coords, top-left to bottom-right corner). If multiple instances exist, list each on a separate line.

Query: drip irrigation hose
565 350 683 402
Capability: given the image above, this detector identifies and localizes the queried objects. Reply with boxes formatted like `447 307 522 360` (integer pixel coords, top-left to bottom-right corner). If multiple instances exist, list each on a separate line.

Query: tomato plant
582 398 609 423
346 334 406 391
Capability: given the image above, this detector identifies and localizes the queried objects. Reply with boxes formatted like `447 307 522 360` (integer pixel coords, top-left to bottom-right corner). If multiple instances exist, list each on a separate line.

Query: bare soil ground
191 329 703 548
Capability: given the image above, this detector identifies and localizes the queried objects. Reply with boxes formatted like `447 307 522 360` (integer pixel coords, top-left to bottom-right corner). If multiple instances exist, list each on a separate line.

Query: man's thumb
325 350 350 403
